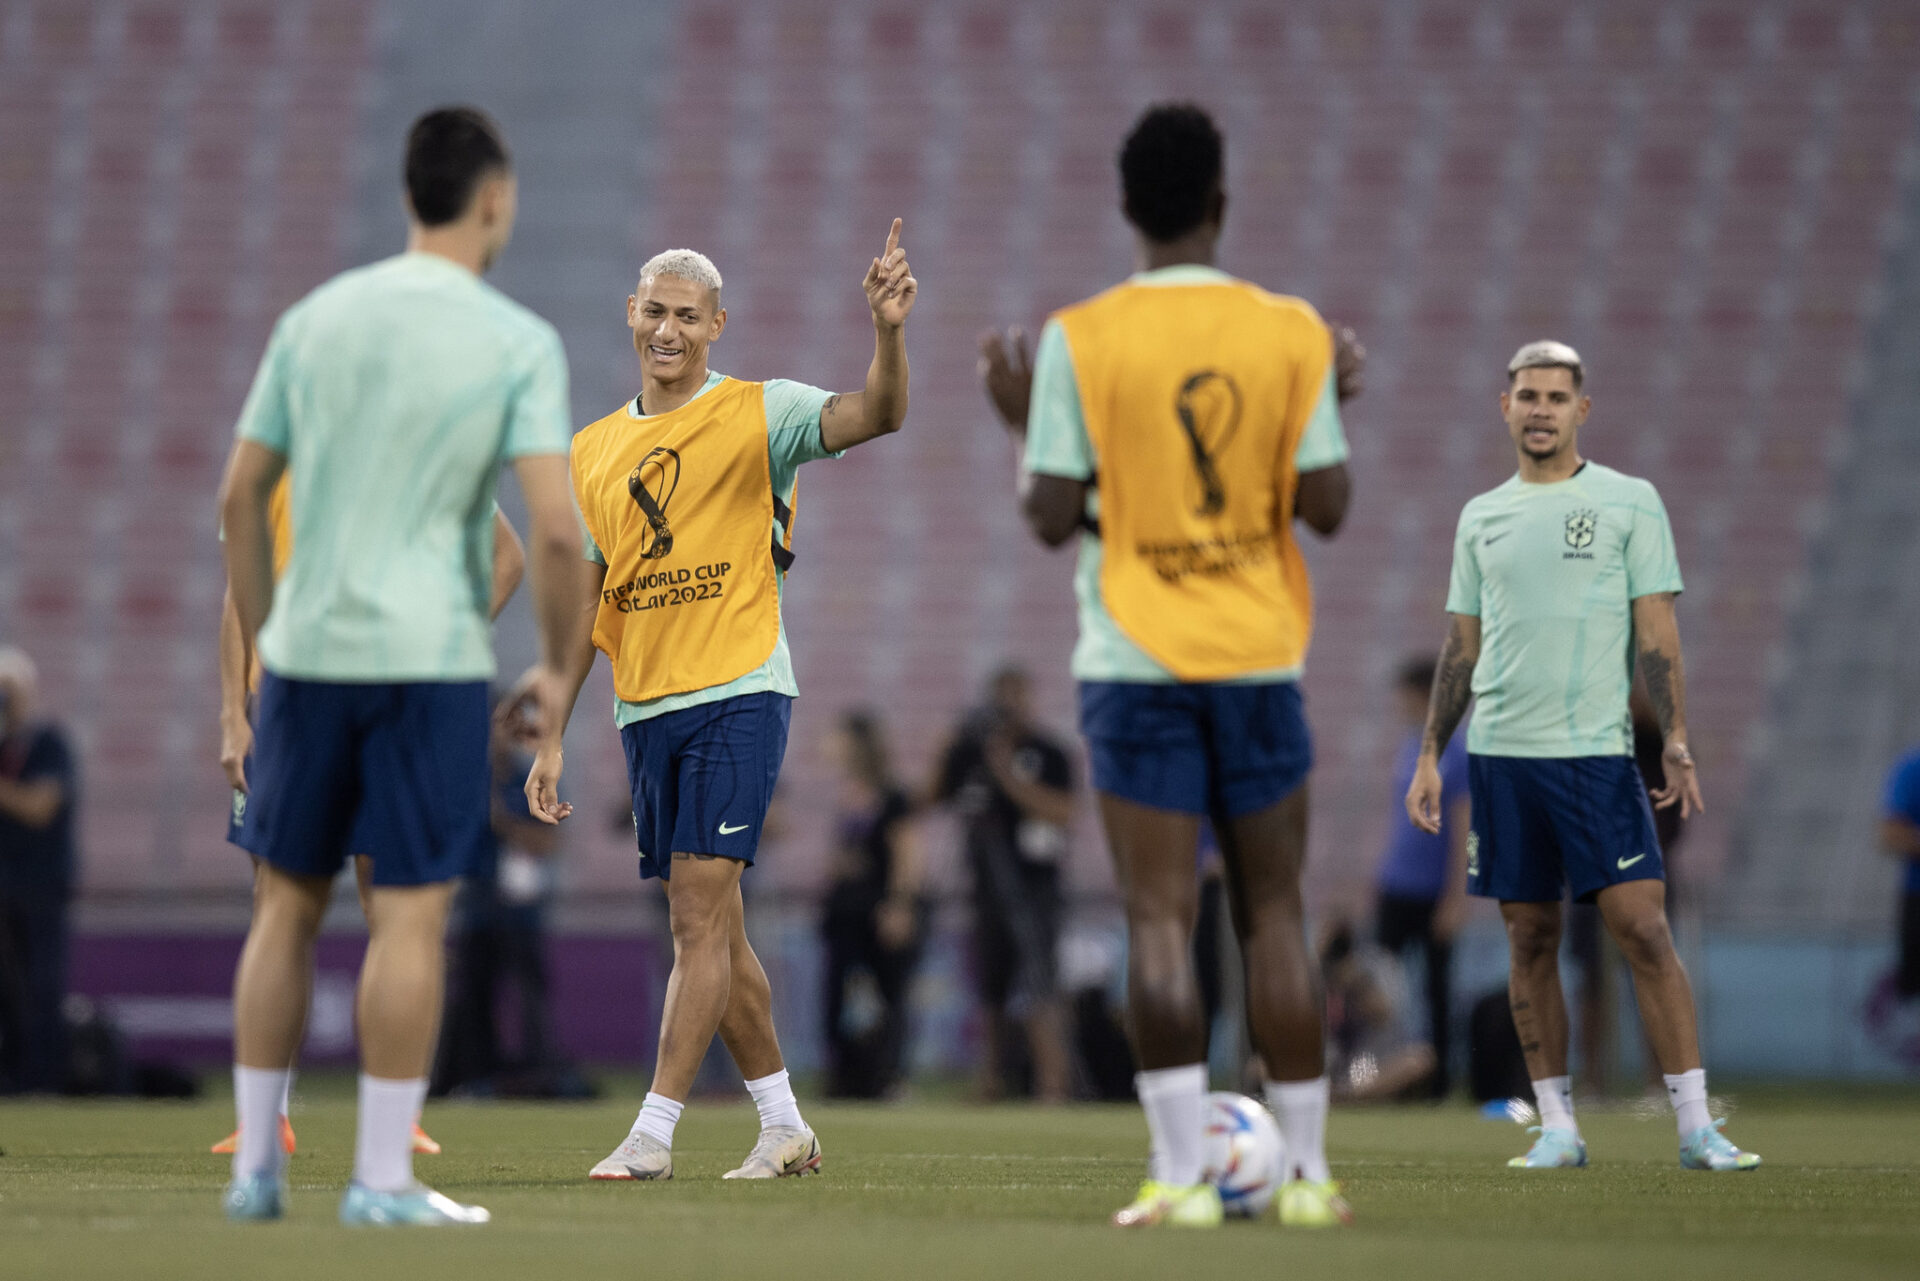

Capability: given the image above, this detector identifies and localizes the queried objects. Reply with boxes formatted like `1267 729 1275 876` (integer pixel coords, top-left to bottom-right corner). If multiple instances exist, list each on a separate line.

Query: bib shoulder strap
771 492 796 572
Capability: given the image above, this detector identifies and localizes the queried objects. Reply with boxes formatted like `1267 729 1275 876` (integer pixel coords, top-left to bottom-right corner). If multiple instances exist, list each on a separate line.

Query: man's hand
524 743 571 826
978 326 1033 431
1332 322 1366 403
864 218 917 329
1405 754 1445 835
219 709 253 794
1649 737 1704 818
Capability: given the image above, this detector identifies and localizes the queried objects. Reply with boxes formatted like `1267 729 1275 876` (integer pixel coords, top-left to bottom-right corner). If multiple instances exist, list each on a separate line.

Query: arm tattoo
1422 620 1477 755
1638 645 1680 737
820 393 841 419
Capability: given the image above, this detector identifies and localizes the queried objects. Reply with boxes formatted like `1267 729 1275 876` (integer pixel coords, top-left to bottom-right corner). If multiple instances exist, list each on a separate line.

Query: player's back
248 251 567 683
1053 272 1334 679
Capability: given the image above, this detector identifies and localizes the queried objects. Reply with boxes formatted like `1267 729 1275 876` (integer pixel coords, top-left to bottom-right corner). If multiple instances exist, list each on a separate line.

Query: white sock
233 1065 291 1181
633 1091 684 1149
1135 1064 1208 1186
1532 1075 1578 1135
1264 1076 1332 1183
352 1074 428 1193
745 1069 805 1132
279 1071 294 1119
1664 1068 1711 1137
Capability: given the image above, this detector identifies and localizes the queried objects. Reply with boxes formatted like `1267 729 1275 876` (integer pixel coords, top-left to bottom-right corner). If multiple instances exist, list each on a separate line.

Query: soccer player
981 103 1356 1229
520 223 916 1181
216 106 584 1224
207 480 524 1158
1405 340 1760 1172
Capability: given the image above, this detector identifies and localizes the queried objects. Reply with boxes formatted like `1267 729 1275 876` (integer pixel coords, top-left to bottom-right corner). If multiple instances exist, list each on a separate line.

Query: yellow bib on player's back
1055 278 1333 680
572 378 783 704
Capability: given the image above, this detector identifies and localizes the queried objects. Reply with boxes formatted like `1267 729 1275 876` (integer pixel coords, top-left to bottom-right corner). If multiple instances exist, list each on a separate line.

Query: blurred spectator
1321 919 1436 1102
432 702 568 1097
1880 744 1920 1002
1373 656 1468 1099
930 666 1074 1102
819 710 925 1099
0 647 77 1093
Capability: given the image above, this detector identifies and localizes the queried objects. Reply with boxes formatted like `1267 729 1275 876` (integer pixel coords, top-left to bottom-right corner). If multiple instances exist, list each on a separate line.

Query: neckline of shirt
628 370 726 419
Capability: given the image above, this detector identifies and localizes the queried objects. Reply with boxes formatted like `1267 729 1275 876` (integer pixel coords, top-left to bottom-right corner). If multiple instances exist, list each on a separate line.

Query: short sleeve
1625 483 1684 599
581 510 606 565
502 325 573 459
764 378 838 472
235 317 294 453
1022 320 1095 480
1444 507 1483 616
1293 366 1350 472
1885 754 1920 823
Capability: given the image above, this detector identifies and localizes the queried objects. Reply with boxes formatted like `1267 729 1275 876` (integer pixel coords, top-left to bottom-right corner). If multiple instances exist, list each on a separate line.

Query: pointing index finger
883 217 902 258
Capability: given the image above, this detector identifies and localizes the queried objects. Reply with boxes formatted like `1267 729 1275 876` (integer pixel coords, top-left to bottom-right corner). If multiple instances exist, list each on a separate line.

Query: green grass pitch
4 1083 1918 1280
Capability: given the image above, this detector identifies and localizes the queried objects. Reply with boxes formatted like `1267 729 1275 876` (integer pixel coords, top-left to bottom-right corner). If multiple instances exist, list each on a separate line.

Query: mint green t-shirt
1446 461 1683 757
583 370 837 726
1021 265 1350 684
236 252 572 681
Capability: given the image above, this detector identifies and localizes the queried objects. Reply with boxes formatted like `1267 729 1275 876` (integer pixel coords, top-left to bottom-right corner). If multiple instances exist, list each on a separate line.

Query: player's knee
1608 911 1676 971
1503 912 1560 965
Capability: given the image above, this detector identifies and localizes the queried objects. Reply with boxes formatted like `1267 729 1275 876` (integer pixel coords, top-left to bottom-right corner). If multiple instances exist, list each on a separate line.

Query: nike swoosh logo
1617 853 1646 870
1483 532 1509 546
718 822 749 835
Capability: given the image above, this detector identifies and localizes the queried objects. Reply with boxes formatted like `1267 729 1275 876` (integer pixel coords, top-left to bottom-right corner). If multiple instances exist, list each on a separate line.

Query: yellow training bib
572 379 783 703
1055 278 1332 680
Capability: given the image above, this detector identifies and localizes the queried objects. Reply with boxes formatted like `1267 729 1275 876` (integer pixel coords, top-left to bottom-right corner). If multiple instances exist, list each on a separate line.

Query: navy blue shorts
1466 754 1665 904
1077 680 1312 818
233 672 490 888
619 691 791 881
228 757 375 858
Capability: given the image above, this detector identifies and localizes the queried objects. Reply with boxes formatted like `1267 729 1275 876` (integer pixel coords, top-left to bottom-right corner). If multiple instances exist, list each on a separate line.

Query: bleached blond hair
638 248 722 302
1507 340 1584 388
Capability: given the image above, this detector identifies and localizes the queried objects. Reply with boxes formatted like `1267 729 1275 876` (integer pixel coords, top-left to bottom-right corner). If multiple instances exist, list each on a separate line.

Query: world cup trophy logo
628 447 682 560
1174 370 1242 517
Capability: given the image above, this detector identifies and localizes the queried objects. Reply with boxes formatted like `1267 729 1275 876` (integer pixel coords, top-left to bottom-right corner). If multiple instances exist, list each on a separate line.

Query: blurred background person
819 710 925 1100
0 647 78 1094
433 698 571 1098
930 666 1074 1102
1875 743 1920 1011
1372 655 1469 1100
1321 919 1436 1103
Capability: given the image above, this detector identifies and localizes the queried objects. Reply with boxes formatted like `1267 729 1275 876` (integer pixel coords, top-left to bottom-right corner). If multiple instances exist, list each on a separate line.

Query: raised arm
819 218 917 453
1631 591 1704 817
1406 613 1481 834
489 508 525 620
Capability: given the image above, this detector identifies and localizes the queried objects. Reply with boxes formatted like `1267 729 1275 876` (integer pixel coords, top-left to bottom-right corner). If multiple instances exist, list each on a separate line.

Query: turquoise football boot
1680 1118 1761 1171
1507 1126 1589 1168
339 1181 490 1226
222 1171 286 1222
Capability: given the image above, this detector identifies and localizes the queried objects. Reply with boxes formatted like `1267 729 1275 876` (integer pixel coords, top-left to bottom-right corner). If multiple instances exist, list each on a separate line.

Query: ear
626 294 639 327
1207 186 1227 229
1499 390 1512 416
1576 394 1592 421
710 307 727 342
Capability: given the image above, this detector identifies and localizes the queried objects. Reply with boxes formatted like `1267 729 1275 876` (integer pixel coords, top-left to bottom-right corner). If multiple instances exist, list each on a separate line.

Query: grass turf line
2 1091 1918 1280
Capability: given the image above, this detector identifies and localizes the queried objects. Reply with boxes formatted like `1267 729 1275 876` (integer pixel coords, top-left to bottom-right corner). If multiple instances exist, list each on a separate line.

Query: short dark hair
404 107 510 227
1119 103 1224 243
1397 655 1438 694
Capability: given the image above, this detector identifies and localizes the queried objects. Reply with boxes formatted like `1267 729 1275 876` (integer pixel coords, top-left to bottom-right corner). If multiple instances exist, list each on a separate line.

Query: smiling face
627 273 724 385
1501 365 1590 467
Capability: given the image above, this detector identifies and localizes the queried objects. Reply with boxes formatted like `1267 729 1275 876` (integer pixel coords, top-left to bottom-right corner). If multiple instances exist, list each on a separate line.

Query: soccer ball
1202 1092 1287 1218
